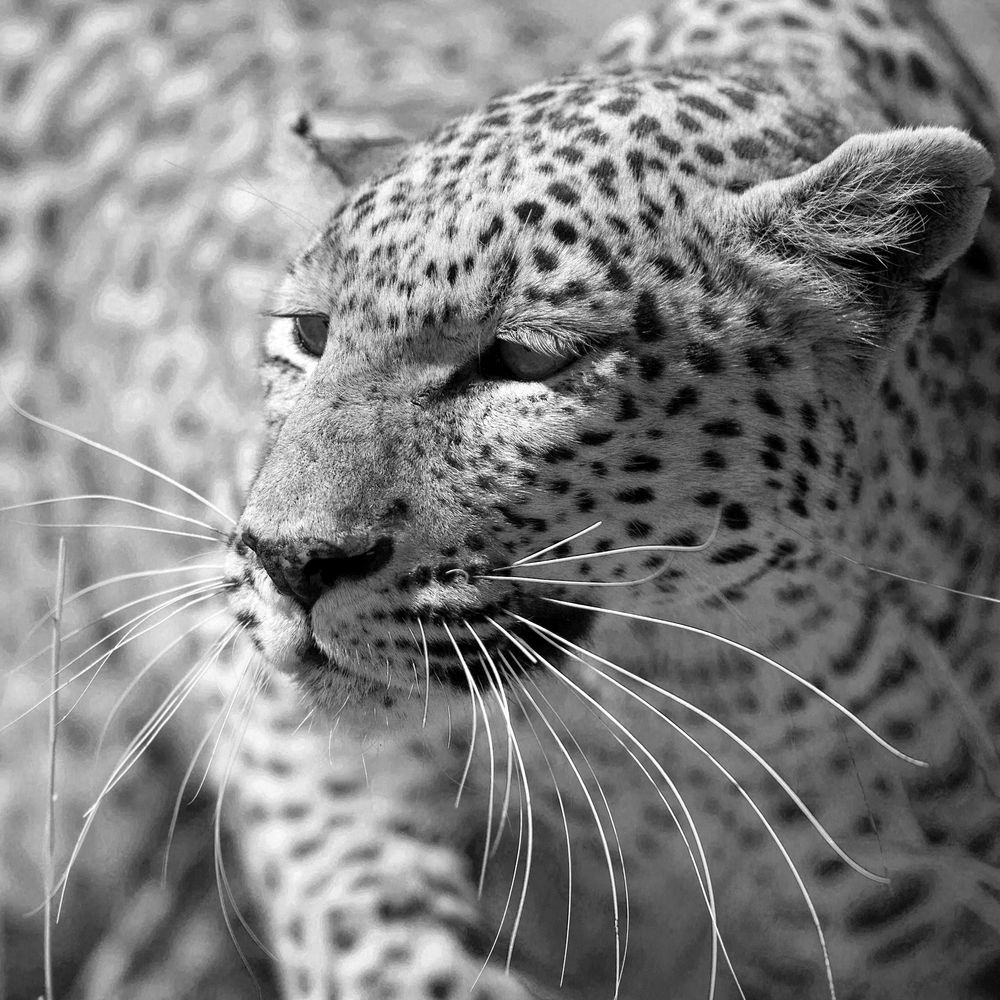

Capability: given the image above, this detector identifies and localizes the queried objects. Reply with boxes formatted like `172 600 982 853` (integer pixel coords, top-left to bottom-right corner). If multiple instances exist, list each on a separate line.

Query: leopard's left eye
492 341 573 381
292 314 329 356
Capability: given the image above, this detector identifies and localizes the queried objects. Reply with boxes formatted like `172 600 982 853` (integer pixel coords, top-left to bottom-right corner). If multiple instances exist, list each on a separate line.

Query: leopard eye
494 340 573 381
293 314 329 356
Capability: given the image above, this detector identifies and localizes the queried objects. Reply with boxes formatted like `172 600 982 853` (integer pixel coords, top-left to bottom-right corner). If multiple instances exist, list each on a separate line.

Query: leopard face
225 67 990 722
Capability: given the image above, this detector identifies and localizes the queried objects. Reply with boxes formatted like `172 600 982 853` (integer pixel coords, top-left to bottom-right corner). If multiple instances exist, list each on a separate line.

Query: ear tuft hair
731 127 993 289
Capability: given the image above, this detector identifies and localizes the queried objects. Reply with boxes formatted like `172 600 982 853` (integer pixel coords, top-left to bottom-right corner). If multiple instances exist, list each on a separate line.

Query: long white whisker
837 553 1000 604
1 495 228 535
776 517 1000 605
28 521 221 543
442 623 480 809
461 623 501 896
506 520 604 567
2 389 237 525
417 619 431 727
543 599 927 768
494 510 721 572
477 568 672 588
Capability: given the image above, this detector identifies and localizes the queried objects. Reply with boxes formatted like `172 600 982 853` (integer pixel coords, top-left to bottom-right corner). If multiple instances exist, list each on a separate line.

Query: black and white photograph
2 1 1000 997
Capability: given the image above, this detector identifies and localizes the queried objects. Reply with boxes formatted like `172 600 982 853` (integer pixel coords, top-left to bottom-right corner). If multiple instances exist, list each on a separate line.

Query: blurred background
0 1 997 998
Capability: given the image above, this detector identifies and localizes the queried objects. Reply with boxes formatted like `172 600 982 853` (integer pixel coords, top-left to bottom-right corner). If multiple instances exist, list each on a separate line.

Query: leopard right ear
289 112 410 189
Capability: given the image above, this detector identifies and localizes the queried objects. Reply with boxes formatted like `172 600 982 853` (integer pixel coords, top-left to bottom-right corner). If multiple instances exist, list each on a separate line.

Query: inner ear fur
728 126 993 290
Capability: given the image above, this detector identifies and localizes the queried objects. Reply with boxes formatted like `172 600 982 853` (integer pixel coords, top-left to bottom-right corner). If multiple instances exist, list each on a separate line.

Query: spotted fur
223 2 1000 997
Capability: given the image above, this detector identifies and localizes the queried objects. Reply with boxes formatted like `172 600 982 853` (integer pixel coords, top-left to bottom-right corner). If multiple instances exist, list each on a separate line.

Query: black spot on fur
623 454 661 473
721 502 750 530
846 875 931 932
702 419 742 437
754 389 784 417
547 181 580 205
634 292 666 342
552 220 578 244
514 200 545 224
685 341 724 374
665 385 699 417
616 487 655 504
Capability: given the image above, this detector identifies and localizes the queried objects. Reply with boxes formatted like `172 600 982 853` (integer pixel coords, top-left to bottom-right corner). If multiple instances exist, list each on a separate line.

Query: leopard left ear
289 112 410 189
725 126 993 291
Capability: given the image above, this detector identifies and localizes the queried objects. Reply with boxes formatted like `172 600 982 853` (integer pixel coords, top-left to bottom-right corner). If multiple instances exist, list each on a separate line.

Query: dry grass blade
44 537 67 1000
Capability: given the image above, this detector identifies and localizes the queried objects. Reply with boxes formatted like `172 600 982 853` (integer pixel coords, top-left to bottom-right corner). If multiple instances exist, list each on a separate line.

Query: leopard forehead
271 66 848 361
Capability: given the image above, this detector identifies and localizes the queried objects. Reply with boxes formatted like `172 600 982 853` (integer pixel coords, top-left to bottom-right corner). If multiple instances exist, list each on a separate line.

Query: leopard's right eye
293 314 329 356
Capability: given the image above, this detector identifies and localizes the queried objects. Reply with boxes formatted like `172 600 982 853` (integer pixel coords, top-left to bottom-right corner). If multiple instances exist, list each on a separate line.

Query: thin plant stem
44 537 67 1000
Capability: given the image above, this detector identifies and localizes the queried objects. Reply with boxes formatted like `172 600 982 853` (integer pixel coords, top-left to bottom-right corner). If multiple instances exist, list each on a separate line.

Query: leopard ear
728 127 992 290
289 112 410 189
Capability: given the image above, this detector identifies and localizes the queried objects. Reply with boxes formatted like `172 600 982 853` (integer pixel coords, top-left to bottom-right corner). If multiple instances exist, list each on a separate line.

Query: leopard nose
240 531 395 610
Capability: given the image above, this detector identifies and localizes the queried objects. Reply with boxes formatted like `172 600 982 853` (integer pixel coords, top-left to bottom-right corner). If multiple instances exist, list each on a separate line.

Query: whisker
442 627 479 808
777 518 1000 605
477 567 672 588
483 646 535 972
835 552 1000 604
2 388 237 526
542 599 927 769
493 510 721 573
27 521 221 543
488 654 517 862
417 620 432 728
461 623 502 896
506 520 604 568
1 495 228 535
293 705 318 735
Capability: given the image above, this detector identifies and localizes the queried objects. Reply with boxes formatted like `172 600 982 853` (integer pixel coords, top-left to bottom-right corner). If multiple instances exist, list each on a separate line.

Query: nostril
239 530 260 556
302 537 395 597
238 531 395 610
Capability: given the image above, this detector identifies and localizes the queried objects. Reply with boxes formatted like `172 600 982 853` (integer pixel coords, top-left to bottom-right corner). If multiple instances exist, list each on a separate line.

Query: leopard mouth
302 590 596 690
231 539 597 692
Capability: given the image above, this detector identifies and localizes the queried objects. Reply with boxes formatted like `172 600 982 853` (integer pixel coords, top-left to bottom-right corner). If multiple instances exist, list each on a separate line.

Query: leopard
80 0 1000 997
